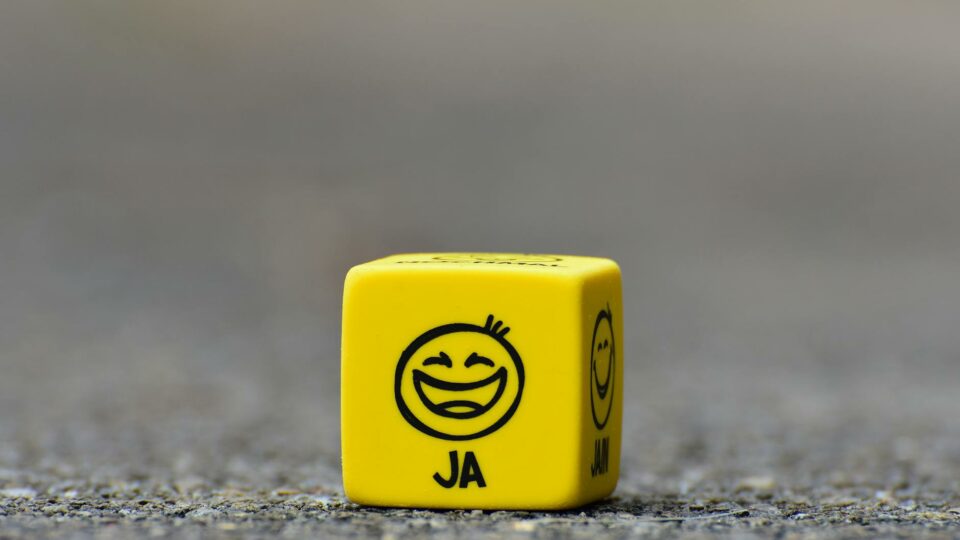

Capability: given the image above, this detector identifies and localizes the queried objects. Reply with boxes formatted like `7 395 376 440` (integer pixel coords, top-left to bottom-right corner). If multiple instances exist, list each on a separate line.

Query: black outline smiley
395 315 525 441
590 306 615 430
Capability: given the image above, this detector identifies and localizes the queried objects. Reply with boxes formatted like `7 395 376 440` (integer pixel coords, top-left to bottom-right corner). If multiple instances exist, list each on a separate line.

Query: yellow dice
341 253 622 510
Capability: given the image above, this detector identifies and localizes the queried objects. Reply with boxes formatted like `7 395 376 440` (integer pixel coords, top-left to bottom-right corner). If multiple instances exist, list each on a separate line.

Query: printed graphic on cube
341 253 622 510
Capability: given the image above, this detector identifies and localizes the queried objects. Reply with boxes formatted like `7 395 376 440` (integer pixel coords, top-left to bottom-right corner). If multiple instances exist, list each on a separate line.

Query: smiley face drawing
395 315 525 441
590 306 616 430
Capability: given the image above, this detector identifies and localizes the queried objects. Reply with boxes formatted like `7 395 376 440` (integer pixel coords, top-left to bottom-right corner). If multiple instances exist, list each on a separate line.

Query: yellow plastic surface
341 253 623 510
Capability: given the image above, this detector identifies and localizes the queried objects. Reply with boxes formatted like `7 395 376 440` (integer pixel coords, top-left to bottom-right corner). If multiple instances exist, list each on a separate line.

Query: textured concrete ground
3 364 960 539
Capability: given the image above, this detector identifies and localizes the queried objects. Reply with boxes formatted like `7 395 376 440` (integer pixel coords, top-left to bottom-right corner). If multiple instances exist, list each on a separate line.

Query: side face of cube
341 254 615 509
577 265 623 505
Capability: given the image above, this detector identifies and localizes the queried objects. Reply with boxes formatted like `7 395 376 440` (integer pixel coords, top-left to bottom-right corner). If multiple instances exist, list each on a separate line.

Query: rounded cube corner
343 264 379 288
599 258 622 277
585 258 622 281
532 480 600 511
341 481 374 507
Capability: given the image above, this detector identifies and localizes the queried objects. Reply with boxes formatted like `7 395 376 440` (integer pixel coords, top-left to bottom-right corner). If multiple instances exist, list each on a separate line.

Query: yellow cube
341 253 622 510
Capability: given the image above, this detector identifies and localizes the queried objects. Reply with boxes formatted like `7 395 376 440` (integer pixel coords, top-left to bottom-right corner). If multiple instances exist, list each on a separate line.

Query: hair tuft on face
483 314 511 338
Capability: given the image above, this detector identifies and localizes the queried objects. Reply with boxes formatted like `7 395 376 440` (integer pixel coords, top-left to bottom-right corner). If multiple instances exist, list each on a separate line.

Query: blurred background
3 1 960 491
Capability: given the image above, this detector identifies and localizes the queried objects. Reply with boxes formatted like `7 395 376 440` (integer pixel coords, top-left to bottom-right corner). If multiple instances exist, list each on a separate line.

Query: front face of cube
341 254 622 510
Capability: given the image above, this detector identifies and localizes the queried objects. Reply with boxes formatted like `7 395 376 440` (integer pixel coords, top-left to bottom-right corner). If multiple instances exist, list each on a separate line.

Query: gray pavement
3 364 960 538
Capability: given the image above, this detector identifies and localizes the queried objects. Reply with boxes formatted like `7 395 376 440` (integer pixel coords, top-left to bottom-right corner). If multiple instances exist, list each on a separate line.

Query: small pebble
0 487 37 498
512 521 537 532
736 476 777 492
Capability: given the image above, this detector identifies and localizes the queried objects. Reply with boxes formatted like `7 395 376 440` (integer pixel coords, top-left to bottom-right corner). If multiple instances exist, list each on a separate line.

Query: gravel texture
3 365 960 539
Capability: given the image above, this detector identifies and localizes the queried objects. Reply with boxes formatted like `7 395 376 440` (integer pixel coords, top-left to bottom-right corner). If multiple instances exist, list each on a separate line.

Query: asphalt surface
3 362 960 539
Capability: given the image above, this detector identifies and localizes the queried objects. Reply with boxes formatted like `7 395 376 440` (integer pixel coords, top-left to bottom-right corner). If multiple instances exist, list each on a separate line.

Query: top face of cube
349 253 618 278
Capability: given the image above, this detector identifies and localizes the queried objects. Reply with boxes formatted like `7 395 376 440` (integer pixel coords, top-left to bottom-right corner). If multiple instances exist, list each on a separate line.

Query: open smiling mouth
413 367 507 419
593 358 612 399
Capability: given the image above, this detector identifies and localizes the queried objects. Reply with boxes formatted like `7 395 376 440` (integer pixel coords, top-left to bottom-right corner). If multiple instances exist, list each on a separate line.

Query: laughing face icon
395 315 525 441
590 306 615 430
